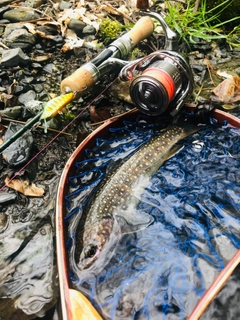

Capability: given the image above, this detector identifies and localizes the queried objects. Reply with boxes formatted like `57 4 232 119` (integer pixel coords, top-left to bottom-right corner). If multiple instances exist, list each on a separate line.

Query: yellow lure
40 92 75 120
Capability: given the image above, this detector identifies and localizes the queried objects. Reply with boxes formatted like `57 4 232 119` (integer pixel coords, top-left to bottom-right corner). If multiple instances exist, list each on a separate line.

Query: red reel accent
142 68 176 101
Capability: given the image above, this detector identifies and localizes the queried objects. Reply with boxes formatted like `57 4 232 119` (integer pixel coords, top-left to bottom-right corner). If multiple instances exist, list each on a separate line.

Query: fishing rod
0 10 193 156
0 15 154 155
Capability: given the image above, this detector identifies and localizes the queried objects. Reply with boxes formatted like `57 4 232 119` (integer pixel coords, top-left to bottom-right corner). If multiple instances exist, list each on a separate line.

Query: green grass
163 0 240 48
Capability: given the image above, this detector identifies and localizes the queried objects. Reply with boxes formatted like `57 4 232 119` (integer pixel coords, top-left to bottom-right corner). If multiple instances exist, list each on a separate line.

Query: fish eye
84 244 98 259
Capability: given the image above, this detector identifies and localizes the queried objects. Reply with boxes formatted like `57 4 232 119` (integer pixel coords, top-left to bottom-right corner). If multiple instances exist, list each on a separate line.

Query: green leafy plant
226 26 240 48
164 0 240 47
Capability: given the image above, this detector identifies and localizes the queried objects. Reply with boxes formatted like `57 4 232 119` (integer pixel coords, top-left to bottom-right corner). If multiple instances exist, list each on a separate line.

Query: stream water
65 113 240 319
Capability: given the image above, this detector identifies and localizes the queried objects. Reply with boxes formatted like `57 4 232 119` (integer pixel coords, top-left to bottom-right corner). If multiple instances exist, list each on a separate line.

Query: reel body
119 50 193 117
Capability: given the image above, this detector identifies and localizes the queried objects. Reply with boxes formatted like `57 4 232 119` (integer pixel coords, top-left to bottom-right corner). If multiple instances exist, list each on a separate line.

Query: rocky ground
0 0 240 319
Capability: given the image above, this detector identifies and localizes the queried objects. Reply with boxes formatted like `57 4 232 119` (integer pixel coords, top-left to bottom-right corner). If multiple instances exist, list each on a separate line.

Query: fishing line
0 76 120 192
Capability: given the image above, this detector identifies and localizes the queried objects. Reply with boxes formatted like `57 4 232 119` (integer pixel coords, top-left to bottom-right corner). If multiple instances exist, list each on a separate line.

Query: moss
128 47 146 60
98 18 123 45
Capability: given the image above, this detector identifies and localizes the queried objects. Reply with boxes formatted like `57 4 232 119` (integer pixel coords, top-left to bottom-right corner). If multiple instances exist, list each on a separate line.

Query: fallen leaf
5 177 44 197
98 4 123 15
213 75 240 103
60 36 85 53
89 105 111 123
0 93 19 108
25 22 55 40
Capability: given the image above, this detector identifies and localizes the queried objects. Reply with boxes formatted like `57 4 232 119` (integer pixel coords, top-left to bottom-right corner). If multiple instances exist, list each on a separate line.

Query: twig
105 3 136 24
194 82 204 102
193 0 201 13
205 58 216 86
0 42 9 49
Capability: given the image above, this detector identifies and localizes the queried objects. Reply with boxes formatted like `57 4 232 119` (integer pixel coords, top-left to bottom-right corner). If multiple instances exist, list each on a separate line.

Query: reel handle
60 16 154 94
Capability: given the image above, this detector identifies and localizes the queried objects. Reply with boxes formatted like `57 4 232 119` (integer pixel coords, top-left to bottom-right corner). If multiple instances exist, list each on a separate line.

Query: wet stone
3 7 40 22
82 25 96 35
2 122 34 166
18 90 36 104
32 83 44 93
0 48 30 67
60 0 72 10
13 85 25 95
24 0 44 8
3 27 36 49
0 106 22 119
0 192 17 204
43 63 57 74
25 100 44 114
0 6 9 16
36 24 59 36
0 19 9 24
68 19 86 36
0 87 6 92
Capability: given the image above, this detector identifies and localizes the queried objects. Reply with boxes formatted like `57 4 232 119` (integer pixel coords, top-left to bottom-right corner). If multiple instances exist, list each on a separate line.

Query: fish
76 118 200 272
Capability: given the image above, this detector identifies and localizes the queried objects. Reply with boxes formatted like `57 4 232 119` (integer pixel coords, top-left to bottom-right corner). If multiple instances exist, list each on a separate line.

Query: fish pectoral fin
115 208 154 234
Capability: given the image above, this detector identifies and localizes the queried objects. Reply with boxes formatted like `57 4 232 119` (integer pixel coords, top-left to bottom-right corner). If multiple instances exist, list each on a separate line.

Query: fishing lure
40 92 75 132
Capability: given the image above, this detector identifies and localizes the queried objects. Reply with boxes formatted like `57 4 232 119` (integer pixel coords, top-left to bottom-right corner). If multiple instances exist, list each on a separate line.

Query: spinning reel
120 12 193 117
61 11 193 118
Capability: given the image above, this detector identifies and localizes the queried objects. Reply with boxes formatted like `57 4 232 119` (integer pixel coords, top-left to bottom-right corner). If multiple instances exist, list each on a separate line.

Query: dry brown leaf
5 177 44 197
213 75 240 103
98 4 122 15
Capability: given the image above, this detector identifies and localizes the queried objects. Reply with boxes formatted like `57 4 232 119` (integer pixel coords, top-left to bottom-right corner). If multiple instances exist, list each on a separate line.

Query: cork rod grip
126 16 154 47
60 16 154 94
61 66 95 94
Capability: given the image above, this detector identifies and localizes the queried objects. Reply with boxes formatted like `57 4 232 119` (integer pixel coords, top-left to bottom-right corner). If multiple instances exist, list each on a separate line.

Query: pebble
18 90 37 104
3 24 36 49
24 0 44 8
25 100 44 114
0 106 22 119
82 25 96 35
0 192 17 204
60 0 72 10
68 19 86 36
0 48 29 67
2 122 34 166
3 7 40 22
